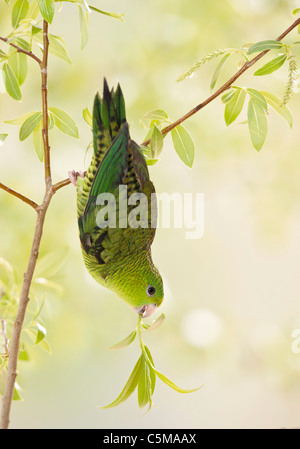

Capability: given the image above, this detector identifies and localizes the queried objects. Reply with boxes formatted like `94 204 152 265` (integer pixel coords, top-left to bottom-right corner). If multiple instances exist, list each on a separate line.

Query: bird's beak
134 303 157 318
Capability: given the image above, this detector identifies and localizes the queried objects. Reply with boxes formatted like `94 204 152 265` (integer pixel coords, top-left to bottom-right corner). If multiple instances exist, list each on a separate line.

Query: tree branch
0 20 52 430
141 16 300 146
0 36 42 65
52 177 75 192
41 21 51 189
0 192 53 429
52 16 300 191
0 182 38 210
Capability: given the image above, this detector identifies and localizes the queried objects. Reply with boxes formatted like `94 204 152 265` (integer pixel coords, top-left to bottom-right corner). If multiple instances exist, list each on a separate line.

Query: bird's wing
130 140 157 243
78 122 129 239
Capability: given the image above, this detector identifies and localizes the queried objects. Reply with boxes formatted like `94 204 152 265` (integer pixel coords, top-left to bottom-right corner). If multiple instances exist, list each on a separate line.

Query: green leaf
246 88 268 109
260 91 293 128
76 0 91 13
27 0 40 19
247 40 283 55
35 322 47 344
48 107 79 138
8 53 28 85
254 54 287 76
247 98 268 151
6 37 30 52
48 34 71 63
37 338 51 353
33 33 71 63
142 126 155 145
38 0 55 24
221 89 235 104
139 119 148 130
144 346 156 396
19 112 42 141
0 134 8 146
14 37 30 51
171 125 194 168
141 145 152 158
150 124 163 157
153 368 202 394
12 0 29 28
224 87 246 126
12 382 23 401
0 49 8 60
142 313 166 332
18 345 30 361
33 122 44 161
292 8 300 15
89 5 125 22
144 109 169 121
78 5 89 50
100 355 143 409
4 111 34 125
145 158 159 166
210 53 230 91
2 63 22 101
107 330 137 350
137 355 152 409
48 111 55 129
83 107 92 127
32 24 42 36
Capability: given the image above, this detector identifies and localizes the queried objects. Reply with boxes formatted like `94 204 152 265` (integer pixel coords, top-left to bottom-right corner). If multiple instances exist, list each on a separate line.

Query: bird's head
132 277 164 318
108 259 164 318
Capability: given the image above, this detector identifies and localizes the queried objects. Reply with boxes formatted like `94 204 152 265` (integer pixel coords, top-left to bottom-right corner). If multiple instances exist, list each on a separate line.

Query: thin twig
52 171 87 192
0 36 42 65
0 182 38 210
41 21 51 189
52 177 75 192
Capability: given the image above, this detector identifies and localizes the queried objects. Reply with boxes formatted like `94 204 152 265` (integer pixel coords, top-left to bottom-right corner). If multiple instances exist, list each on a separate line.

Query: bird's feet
68 170 86 186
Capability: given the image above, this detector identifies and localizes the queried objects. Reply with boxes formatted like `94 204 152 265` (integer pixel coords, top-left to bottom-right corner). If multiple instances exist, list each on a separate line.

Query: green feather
114 83 126 126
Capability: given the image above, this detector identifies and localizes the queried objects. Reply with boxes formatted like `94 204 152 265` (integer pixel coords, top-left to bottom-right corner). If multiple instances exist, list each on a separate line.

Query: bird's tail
76 79 127 219
92 78 127 161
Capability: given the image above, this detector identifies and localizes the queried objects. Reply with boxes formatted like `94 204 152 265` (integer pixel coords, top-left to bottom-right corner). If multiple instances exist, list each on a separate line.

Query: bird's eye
146 285 156 297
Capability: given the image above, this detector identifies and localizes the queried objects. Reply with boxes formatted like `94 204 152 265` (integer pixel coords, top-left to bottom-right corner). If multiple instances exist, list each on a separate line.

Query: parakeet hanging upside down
69 79 163 318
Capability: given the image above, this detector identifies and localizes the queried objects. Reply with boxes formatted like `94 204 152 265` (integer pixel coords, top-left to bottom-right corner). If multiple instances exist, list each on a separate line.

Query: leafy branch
0 35 42 65
0 16 52 429
0 0 124 429
100 314 202 411
172 19 300 153
176 46 249 83
53 14 300 188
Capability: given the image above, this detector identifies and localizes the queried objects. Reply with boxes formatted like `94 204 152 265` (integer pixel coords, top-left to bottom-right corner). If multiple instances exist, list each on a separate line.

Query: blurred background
1 0 300 429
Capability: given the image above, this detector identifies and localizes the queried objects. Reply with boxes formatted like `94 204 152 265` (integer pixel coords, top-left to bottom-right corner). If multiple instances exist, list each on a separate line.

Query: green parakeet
69 79 163 317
